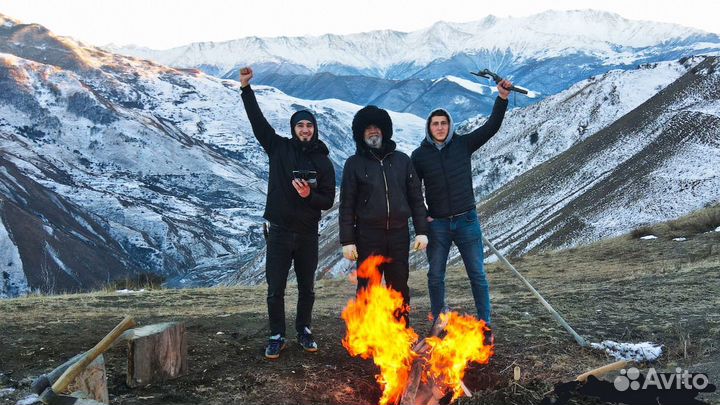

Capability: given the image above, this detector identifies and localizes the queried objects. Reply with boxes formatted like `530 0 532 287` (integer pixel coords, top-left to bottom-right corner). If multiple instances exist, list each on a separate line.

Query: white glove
343 244 358 261
413 235 428 251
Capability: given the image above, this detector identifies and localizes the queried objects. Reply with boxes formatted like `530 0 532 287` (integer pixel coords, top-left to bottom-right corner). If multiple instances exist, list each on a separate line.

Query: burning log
400 315 481 405
342 256 494 405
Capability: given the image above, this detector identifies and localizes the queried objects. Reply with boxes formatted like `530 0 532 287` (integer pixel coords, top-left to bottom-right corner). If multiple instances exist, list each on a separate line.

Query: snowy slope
0 17 425 296
464 58 697 198
477 56 720 256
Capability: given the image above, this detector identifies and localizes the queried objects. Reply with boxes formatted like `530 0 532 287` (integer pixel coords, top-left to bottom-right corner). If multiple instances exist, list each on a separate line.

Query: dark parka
241 85 335 233
411 97 508 218
339 106 427 245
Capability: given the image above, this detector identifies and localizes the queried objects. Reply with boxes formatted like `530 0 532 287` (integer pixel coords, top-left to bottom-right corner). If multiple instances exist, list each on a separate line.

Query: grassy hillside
1 207 718 404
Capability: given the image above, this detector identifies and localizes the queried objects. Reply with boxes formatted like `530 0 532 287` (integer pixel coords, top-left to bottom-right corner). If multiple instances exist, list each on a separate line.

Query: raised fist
239 66 253 87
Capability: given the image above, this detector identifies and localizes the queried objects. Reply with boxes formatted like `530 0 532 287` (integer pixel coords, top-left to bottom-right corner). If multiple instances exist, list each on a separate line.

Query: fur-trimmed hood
351 105 394 154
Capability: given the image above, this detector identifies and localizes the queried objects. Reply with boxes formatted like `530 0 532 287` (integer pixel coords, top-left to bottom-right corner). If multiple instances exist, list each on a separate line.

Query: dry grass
631 204 720 239
1 213 719 404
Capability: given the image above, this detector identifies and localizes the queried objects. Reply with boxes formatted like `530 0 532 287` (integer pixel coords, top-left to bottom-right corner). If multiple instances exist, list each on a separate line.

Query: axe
37 316 136 405
470 68 529 94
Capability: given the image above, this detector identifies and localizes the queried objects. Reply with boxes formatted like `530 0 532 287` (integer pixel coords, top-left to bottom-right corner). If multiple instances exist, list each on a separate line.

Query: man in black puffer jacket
411 79 512 338
339 105 428 325
240 67 335 359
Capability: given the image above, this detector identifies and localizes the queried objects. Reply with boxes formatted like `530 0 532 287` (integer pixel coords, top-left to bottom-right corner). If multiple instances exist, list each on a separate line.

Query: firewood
126 322 188 387
66 355 109 404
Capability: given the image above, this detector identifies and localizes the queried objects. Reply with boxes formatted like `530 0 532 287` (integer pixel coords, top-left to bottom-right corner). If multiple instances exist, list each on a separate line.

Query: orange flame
425 312 494 400
342 256 494 405
341 256 418 405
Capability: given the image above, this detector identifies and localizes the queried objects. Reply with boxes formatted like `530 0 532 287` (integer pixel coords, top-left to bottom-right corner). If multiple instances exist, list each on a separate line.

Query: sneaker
297 327 318 352
265 335 287 359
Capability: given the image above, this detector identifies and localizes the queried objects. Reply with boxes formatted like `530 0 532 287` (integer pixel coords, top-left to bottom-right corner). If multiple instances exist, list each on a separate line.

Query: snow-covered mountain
1 13 718 297
110 10 717 76
221 56 720 283
0 14 425 297
108 10 720 121
477 56 720 255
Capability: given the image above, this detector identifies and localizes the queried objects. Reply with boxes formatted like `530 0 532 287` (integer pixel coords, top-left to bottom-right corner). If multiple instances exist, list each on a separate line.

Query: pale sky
2 0 719 49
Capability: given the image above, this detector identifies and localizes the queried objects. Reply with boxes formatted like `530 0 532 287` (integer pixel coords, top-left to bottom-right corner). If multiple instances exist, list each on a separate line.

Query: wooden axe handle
576 360 630 383
51 315 136 394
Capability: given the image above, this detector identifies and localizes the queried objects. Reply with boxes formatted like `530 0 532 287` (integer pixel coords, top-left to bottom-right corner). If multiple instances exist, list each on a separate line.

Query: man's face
294 120 315 142
429 116 450 142
363 125 383 149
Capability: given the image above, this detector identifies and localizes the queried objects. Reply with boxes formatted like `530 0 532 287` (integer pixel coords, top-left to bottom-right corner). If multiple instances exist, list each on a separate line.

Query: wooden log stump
126 322 188 387
66 355 109 404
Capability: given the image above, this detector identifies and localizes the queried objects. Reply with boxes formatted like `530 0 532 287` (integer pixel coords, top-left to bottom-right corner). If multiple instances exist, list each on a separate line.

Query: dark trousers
265 223 318 337
356 226 411 324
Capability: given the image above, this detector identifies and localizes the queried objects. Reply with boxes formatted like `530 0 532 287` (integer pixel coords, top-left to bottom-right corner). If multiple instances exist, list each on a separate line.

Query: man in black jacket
240 67 336 359
411 80 512 338
339 105 428 325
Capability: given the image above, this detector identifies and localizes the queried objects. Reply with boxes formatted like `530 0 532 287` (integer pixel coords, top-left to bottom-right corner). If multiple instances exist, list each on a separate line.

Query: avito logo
614 367 711 392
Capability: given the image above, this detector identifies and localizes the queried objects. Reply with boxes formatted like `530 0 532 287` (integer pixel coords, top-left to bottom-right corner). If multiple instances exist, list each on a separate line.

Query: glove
342 244 358 261
413 235 428 251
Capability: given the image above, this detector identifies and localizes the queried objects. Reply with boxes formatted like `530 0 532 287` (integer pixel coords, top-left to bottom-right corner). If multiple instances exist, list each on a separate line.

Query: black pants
356 226 411 324
265 223 319 337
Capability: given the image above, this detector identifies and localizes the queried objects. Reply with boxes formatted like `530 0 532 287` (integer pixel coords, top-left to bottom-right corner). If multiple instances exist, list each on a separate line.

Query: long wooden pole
482 236 589 347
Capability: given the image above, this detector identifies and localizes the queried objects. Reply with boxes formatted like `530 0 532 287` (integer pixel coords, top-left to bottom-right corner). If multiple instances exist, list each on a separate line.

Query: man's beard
365 135 382 149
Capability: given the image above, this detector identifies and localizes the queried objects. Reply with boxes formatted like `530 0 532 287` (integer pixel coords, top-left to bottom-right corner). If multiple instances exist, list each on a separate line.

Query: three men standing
240 67 336 359
241 64 512 357
411 80 512 336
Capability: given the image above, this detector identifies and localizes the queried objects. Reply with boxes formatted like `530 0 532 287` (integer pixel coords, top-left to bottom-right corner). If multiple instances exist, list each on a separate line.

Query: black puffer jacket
339 106 427 245
411 97 508 218
241 85 335 233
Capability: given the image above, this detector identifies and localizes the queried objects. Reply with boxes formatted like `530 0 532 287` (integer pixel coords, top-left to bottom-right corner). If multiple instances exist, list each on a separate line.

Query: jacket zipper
370 150 393 231
379 158 390 230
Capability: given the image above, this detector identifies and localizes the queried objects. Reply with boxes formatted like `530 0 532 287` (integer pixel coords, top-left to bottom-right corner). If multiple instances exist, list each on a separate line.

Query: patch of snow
591 340 663 362
444 75 490 95
116 288 146 294
0 388 16 397
715 226 720 232
45 242 79 283
672 237 687 241
16 394 40 405
640 235 658 240
0 219 28 298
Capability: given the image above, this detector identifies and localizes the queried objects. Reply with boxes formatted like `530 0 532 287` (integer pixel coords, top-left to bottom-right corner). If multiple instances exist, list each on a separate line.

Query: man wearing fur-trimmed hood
411 79 513 342
339 105 428 325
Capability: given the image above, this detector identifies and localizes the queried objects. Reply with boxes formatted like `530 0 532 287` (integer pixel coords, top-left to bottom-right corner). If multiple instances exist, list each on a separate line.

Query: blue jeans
426 210 491 324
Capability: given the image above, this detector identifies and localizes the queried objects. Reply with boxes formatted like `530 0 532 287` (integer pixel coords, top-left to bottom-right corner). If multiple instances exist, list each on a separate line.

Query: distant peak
0 13 22 28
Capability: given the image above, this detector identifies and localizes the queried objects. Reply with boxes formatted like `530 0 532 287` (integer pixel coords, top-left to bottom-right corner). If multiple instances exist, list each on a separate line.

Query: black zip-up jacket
339 139 427 246
241 85 335 233
411 97 508 218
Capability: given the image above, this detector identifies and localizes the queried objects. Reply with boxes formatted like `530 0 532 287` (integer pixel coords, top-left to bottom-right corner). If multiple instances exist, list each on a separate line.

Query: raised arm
464 80 512 152
239 67 280 153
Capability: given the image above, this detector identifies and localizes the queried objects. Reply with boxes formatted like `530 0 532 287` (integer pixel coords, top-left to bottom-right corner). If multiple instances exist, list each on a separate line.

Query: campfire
342 256 494 405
